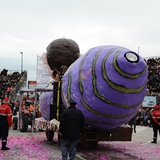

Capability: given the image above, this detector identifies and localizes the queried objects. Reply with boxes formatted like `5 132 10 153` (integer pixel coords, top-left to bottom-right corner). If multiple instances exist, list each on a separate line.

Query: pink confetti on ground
84 141 160 160
0 133 61 160
1 131 160 160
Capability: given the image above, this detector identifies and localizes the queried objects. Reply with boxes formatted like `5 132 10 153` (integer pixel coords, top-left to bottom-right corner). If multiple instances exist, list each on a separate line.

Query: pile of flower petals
0 135 61 160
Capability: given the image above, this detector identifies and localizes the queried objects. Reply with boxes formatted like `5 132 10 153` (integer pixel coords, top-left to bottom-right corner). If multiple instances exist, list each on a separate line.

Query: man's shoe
1 146 10 150
151 141 157 144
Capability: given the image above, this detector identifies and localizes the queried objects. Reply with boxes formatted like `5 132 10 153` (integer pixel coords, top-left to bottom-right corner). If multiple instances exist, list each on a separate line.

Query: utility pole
20 52 23 72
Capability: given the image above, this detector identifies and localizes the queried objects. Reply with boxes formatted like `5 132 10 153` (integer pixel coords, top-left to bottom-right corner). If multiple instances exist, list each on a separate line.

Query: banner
28 81 37 89
142 96 156 108
36 55 51 87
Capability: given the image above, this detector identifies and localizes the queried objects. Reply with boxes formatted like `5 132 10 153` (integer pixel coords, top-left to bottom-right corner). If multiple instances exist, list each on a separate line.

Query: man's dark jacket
59 106 85 140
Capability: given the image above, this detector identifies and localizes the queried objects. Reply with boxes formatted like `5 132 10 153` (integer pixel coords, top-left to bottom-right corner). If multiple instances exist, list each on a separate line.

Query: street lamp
20 52 23 72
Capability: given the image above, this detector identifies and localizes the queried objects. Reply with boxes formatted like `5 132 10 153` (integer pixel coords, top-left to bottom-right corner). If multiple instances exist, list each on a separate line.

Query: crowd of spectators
134 57 160 127
0 68 25 113
0 68 23 99
145 57 160 97
135 108 153 127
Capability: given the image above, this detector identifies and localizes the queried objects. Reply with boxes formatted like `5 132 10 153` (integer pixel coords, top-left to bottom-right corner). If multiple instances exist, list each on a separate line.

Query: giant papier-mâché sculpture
62 45 148 130
40 39 148 130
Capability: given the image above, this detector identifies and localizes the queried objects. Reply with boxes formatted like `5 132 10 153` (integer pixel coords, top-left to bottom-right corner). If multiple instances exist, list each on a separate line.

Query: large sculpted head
46 38 80 72
39 38 80 119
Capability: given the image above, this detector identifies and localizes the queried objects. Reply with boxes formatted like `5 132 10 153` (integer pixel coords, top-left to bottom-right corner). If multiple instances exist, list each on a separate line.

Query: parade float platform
35 117 132 148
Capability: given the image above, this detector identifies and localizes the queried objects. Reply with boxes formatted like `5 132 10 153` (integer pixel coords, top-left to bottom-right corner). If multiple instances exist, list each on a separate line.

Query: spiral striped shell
62 45 148 130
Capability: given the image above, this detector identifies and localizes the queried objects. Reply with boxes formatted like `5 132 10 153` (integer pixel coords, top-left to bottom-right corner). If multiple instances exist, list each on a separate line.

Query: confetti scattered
0 132 61 160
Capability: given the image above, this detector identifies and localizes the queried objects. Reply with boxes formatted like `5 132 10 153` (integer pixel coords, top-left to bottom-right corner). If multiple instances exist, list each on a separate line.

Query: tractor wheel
20 114 28 132
45 129 54 141
12 117 18 130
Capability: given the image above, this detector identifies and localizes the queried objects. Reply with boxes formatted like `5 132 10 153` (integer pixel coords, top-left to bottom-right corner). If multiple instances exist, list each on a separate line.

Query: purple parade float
62 45 148 130
39 38 148 144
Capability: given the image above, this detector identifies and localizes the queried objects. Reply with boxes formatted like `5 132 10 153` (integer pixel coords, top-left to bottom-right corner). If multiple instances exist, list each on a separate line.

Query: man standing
59 99 85 160
151 104 160 143
128 115 137 133
0 97 12 150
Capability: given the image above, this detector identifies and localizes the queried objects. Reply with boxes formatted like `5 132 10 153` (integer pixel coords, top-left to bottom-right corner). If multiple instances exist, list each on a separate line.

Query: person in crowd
148 108 154 127
13 100 19 116
128 115 137 133
151 104 160 143
59 99 85 160
144 108 150 126
136 109 142 125
140 109 145 125
9 100 15 112
0 97 12 150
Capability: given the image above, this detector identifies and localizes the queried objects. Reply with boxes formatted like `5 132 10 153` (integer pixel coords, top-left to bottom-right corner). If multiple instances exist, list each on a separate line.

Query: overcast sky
0 0 160 81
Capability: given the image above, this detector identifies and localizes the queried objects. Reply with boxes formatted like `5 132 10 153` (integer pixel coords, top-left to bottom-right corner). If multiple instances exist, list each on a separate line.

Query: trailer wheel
45 129 54 141
20 114 28 132
12 117 18 130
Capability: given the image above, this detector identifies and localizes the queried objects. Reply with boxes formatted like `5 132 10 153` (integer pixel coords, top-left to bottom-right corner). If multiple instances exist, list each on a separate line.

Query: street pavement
1 126 160 160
